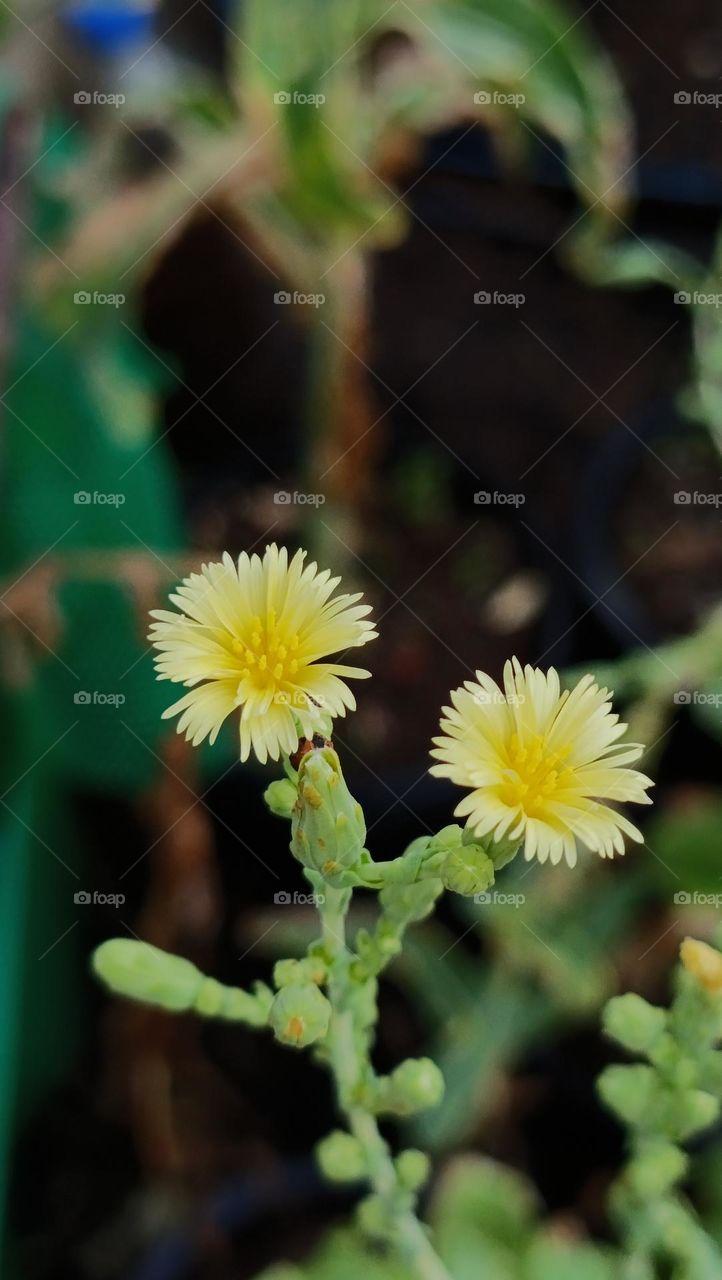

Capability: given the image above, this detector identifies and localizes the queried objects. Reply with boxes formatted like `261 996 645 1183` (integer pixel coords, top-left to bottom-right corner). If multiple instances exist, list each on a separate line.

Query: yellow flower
149 544 376 763
680 938 722 994
430 657 652 867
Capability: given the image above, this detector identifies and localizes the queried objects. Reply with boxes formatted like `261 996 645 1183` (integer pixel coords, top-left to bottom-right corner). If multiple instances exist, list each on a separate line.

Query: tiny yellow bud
680 938 722 994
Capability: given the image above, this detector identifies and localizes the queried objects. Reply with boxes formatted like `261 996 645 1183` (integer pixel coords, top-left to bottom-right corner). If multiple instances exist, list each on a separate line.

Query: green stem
318 889 452 1280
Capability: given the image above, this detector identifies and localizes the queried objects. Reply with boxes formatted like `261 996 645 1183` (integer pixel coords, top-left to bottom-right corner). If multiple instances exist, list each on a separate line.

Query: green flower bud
269 983 331 1048
626 1141 688 1198
395 1149 430 1192
93 939 202 1011
603 993 667 1054
598 1064 657 1126
674 1089 720 1141
441 844 495 897
357 1194 393 1239
273 956 327 989
264 777 298 819
379 878 443 926
315 1130 366 1182
291 748 366 882
376 1057 445 1116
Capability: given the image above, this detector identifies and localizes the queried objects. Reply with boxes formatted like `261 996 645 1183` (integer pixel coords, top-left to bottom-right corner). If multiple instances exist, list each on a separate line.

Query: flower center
499 732 574 817
231 611 302 692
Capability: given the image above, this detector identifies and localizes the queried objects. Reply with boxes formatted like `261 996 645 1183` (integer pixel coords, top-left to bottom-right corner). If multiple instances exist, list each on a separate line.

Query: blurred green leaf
431 1155 537 1279
645 798 722 899
523 1235 617 1280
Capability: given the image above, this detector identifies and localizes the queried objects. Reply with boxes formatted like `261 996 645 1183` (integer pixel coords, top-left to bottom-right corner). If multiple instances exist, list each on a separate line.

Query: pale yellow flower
430 657 653 867
149 544 376 763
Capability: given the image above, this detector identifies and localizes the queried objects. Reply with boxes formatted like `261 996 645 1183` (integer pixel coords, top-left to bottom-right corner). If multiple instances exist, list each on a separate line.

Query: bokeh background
4 2 722 1277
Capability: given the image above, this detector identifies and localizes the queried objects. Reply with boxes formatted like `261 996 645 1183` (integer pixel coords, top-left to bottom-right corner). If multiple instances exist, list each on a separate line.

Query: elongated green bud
92 939 272 1026
269 982 331 1048
315 1130 367 1181
264 777 298 819
291 747 366 883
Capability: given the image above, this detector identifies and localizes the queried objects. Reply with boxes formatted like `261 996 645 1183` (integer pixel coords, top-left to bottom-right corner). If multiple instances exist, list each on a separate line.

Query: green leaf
523 1235 618 1280
430 1155 538 1257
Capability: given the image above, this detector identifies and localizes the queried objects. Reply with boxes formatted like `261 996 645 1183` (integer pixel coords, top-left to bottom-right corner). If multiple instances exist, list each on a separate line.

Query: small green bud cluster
599 941 722 1213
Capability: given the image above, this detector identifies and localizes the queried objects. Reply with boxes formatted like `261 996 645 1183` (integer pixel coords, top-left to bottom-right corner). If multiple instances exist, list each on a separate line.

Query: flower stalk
90 550 658 1277
315 880 453 1280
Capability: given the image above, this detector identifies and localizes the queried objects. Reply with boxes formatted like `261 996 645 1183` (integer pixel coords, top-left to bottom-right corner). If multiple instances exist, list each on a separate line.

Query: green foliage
599 938 722 1278
403 861 643 1149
